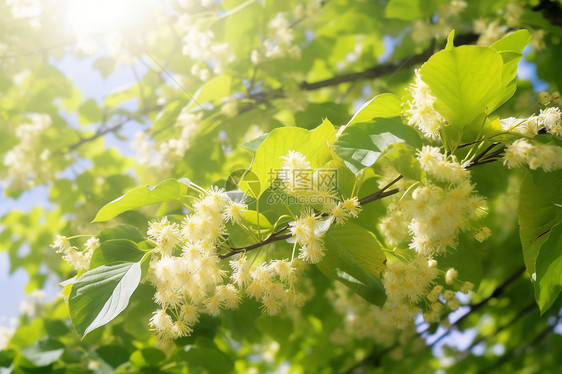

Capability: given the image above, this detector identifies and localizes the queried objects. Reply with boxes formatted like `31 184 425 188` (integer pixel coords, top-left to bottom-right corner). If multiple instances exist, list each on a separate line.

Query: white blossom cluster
51 235 100 271
279 150 312 192
405 69 447 140
287 200 360 264
235 256 305 316
384 257 473 326
280 151 361 262
18 289 45 319
177 16 234 80
500 107 562 137
278 150 339 203
411 1 467 46
379 146 489 257
146 187 243 340
327 282 412 346
293 0 323 20
289 209 328 264
0 324 15 351
504 139 562 172
474 19 508 46
329 259 474 336
7 0 42 28
3 114 52 190
132 110 201 174
145 186 310 341
262 13 301 60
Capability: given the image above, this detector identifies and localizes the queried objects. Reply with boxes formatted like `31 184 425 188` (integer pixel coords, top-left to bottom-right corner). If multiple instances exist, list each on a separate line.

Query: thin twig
219 176 403 260
343 266 526 374
466 302 536 351
477 314 561 374
422 266 526 348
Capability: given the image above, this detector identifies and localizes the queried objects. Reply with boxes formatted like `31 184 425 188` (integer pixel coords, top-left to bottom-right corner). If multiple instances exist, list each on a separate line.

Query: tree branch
220 140 511 261
300 51 432 91
477 314 561 374
343 266 526 374
424 266 526 346
466 302 536 352
242 33 479 112
66 115 136 152
219 175 404 259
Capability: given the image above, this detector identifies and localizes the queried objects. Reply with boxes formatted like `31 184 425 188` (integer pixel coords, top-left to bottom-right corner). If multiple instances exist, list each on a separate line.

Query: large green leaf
89 239 145 269
151 100 188 137
333 118 422 175
97 224 145 243
241 133 268 152
519 170 562 275
305 118 337 166
93 57 116 78
78 98 103 125
69 262 142 337
20 338 65 367
377 142 422 181
239 121 336 198
534 225 562 313
130 348 166 368
491 29 531 54
239 127 309 198
488 29 531 112
93 178 191 222
187 74 232 109
385 0 436 20
344 93 402 129
318 222 387 306
177 346 234 373
420 45 503 128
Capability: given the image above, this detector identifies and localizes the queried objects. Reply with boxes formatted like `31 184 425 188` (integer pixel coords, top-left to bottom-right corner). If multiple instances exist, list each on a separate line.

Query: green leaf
179 347 234 374
89 239 145 269
130 348 166 368
318 222 387 306
187 74 232 108
240 121 336 198
223 299 261 339
377 142 422 181
78 99 103 125
445 30 455 51
239 126 309 197
304 118 337 166
20 338 65 367
104 83 144 107
490 29 531 54
93 178 191 222
333 118 422 175
97 224 145 243
241 133 268 152
95 345 130 369
151 100 187 137
0 350 16 368
345 93 402 128
69 262 142 337
420 45 503 128
93 57 116 78
243 210 273 229
534 225 562 313
488 29 531 111
385 0 432 20
519 170 562 275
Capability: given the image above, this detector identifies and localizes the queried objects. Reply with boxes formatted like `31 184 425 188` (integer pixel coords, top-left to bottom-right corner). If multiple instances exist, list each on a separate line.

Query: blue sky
0 50 146 320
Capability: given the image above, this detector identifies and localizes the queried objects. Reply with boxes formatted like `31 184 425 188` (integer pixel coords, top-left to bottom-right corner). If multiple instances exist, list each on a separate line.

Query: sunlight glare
66 0 152 38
